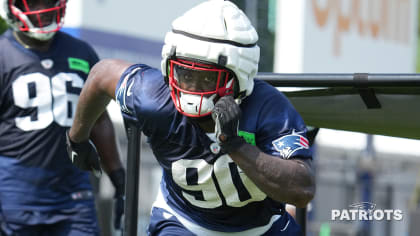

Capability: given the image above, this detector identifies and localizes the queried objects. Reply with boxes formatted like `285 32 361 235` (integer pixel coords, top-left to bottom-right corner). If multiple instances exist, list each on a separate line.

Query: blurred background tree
0 16 7 34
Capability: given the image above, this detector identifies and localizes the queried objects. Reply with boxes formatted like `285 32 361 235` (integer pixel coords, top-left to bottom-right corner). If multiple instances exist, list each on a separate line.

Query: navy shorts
147 207 302 236
0 201 99 236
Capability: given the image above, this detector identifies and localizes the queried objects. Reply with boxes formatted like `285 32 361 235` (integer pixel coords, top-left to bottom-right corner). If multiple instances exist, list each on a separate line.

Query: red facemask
168 59 234 117
9 0 66 33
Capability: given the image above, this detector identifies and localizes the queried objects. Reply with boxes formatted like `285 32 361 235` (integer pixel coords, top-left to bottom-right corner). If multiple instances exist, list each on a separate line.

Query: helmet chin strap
179 93 217 116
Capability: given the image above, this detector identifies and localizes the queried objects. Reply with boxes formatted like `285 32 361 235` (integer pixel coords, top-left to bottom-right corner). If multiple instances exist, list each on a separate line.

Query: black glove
211 96 245 153
109 168 125 230
66 131 102 177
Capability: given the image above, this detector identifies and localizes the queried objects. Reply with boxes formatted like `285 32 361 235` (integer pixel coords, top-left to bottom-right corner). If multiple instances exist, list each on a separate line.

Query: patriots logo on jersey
272 134 309 159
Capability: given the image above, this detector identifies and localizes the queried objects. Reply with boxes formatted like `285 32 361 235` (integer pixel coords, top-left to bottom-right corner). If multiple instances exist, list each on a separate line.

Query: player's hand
109 168 125 230
66 131 102 177
211 96 245 152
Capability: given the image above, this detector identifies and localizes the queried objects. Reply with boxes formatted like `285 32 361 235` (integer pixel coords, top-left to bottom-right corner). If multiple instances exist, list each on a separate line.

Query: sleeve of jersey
256 93 312 160
114 64 144 122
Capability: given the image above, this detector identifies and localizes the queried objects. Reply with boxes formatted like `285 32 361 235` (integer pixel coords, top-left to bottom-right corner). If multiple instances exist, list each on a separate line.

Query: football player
0 0 124 235
67 0 315 235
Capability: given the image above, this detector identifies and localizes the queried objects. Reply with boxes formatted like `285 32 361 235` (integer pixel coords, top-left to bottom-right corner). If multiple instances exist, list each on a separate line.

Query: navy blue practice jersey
0 30 98 210
116 64 312 233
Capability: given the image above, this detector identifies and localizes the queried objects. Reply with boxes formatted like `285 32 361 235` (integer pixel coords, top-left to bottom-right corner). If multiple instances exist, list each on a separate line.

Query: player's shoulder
244 79 290 108
252 79 285 97
0 30 17 53
123 63 162 81
115 64 168 122
116 64 163 98
54 31 96 55
240 78 301 130
0 31 8 44
0 31 10 69
55 31 90 47
0 30 30 74
128 64 165 93
0 28 12 40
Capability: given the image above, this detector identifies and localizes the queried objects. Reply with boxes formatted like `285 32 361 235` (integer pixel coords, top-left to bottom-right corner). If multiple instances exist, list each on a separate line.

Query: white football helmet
0 0 66 41
161 0 260 117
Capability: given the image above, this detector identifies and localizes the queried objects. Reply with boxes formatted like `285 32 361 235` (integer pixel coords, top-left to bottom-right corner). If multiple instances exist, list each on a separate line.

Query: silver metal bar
256 72 420 87
124 122 141 236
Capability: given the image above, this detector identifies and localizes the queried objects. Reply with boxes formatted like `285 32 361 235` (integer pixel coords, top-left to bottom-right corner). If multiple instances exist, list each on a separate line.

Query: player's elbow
84 60 107 94
274 173 316 208
289 169 316 208
88 59 114 92
87 59 131 99
291 159 316 208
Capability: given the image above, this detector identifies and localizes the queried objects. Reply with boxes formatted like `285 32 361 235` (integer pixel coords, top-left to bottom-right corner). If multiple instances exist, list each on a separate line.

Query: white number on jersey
172 155 266 209
12 72 84 131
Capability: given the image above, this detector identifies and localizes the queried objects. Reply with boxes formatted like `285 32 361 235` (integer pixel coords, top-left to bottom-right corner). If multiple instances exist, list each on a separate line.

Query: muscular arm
90 111 123 173
213 96 315 207
69 59 132 142
229 143 315 208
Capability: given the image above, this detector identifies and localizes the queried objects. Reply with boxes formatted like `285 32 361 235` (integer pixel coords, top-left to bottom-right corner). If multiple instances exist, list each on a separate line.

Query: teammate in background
68 0 315 235
0 0 124 235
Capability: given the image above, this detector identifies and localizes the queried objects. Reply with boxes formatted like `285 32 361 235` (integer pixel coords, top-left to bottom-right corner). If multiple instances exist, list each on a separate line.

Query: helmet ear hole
218 55 227 67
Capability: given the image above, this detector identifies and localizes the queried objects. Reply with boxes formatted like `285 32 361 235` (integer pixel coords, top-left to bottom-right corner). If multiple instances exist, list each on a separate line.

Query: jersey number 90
12 72 84 131
172 155 267 209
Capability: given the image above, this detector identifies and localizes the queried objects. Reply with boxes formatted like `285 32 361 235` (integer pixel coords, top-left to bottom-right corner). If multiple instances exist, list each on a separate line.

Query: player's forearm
69 81 111 142
69 59 123 142
229 143 316 208
90 112 123 174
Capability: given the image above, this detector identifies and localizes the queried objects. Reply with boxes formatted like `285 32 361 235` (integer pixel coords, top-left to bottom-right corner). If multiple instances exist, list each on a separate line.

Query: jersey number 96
12 72 83 131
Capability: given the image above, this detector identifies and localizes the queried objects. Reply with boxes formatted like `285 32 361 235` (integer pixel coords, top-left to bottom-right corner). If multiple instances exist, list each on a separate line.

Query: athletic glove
211 96 245 153
109 168 125 230
65 131 102 177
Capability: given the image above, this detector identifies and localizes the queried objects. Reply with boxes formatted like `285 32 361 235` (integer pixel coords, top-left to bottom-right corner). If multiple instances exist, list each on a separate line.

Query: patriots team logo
349 202 376 216
272 134 309 159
